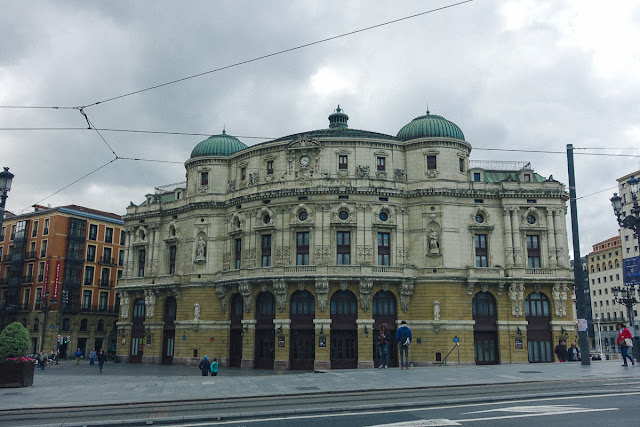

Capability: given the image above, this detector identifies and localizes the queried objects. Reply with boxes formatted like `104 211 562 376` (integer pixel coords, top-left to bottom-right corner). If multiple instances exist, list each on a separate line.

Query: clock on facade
299 155 310 167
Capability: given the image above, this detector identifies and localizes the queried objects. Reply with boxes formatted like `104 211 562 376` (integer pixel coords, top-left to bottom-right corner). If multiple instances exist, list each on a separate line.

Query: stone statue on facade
120 293 130 319
433 300 441 321
194 302 200 321
429 228 440 254
195 237 206 262
145 290 156 318
509 283 524 317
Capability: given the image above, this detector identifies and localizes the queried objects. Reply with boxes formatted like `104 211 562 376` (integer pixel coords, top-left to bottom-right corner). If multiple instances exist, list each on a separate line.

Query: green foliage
0 322 30 359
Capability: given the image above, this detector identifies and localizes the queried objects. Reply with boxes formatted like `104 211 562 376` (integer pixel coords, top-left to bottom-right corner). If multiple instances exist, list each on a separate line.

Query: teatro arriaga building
115 107 573 368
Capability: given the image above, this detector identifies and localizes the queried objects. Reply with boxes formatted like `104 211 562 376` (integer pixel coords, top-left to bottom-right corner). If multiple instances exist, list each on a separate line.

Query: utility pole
567 144 590 365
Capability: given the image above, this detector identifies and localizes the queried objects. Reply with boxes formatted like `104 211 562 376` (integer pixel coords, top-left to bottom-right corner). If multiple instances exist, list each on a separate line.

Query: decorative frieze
356 165 370 179
359 280 374 311
215 284 228 314
552 283 568 317
239 282 253 312
315 280 329 311
273 281 288 311
399 281 415 313
509 283 525 317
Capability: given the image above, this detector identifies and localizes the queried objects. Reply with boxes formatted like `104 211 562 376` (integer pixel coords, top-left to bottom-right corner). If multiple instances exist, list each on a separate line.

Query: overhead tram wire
79 0 476 109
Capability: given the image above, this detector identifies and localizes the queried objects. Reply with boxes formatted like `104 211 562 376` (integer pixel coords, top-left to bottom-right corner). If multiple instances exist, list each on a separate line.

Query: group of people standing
74 347 108 372
554 322 635 366
198 355 219 376
377 320 412 369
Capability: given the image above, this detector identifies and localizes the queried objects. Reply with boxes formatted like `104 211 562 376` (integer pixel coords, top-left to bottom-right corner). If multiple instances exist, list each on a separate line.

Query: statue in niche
433 300 440 321
194 302 200 321
195 237 207 262
429 228 440 254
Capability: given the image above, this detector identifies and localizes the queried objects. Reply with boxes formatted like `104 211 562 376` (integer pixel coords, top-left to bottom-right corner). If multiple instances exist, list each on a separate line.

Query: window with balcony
377 232 390 266
337 231 351 265
99 292 108 311
261 235 272 267
475 234 488 267
86 245 96 262
37 262 45 282
376 157 386 171
84 266 94 286
88 224 98 240
118 250 124 266
235 238 242 269
101 268 110 287
526 235 541 268
266 160 274 175
32 220 38 237
82 290 92 310
296 232 310 265
338 155 348 170
169 245 177 274
105 227 113 243
40 240 47 257
102 247 112 264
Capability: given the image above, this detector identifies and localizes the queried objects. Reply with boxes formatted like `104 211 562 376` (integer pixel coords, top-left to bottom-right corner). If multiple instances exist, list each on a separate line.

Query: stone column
240 319 257 369
313 318 332 370
356 318 375 369
546 209 557 268
553 209 567 267
511 209 523 267
125 229 135 277
503 207 514 267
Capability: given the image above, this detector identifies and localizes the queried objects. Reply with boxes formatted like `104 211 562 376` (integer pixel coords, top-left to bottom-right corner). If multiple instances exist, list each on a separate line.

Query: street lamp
36 290 56 353
0 167 14 230
611 175 640 361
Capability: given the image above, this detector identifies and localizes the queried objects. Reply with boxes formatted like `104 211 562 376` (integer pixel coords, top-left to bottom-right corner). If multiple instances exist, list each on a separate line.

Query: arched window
33 317 40 332
164 297 177 322
615 260 620 268
80 319 88 331
62 318 71 331
472 292 497 320
256 292 275 320
372 291 396 316
290 290 315 316
597 264 601 272
97 319 104 332
330 290 357 315
525 292 550 318
133 298 145 319
230 294 243 324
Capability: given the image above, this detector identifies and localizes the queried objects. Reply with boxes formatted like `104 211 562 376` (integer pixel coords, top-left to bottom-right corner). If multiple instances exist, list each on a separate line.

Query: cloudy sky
2 0 639 257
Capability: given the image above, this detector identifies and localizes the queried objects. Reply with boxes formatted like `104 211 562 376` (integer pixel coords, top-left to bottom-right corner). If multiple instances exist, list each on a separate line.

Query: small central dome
190 130 247 158
397 111 465 141
328 105 349 129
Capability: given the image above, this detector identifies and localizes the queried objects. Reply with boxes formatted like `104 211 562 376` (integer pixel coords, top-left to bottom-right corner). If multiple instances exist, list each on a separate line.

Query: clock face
299 155 310 166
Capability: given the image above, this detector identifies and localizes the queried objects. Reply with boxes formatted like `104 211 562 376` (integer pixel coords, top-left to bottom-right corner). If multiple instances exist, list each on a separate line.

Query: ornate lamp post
610 174 640 361
0 167 14 231
36 290 56 353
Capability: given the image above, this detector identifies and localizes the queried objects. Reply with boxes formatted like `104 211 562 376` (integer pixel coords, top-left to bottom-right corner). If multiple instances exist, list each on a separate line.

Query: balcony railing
80 304 117 313
37 274 44 282
100 280 113 288
25 251 36 259
283 266 317 273
371 266 404 274
40 250 47 257
525 268 555 276
98 257 116 266
22 275 33 283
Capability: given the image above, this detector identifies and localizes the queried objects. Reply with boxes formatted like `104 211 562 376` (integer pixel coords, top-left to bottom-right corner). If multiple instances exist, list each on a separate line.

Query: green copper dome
397 111 465 141
190 130 247 158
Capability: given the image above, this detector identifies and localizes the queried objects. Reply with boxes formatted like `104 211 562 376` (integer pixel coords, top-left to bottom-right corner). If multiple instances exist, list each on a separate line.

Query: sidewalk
2 359 639 411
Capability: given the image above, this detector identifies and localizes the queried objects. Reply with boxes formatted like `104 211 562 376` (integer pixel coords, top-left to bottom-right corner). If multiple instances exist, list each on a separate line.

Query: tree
0 322 30 359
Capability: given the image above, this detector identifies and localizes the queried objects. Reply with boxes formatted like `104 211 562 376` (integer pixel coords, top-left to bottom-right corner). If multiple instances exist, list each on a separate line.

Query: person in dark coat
97 348 107 373
554 339 567 362
377 323 390 369
198 355 211 376
566 343 580 361
396 320 412 370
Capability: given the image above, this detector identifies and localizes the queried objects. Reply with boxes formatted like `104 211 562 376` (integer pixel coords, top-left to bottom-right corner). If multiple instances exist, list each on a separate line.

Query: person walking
97 348 107 373
40 350 48 370
198 355 211 376
566 343 581 361
377 323 390 369
36 352 43 370
616 322 635 367
89 348 97 366
554 339 567 362
396 320 412 370
210 358 219 376
74 347 83 365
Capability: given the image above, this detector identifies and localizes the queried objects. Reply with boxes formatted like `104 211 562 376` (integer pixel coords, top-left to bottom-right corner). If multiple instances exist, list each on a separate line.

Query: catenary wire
79 1 476 108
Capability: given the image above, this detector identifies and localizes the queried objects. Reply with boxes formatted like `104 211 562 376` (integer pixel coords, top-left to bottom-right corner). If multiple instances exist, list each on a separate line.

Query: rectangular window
524 174 531 182
37 262 45 282
100 268 110 287
105 227 113 243
201 172 209 186
99 292 108 311
138 249 145 277
102 247 112 264
169 245 177 275
118 250 124 266
337 231 351 265
82 290 92 310
378 232 390 266
32 221 38 237
376 157 386 171
474 172 481 182
120 230 125 245
296 232 310 265
84 266 94 286
261 235 272 267
459 158 464 173
475 234 488 267
526 235 541 268
338 155 348 170
89 224 98 240
86 245 96 262
427 155 437 170
23 289 31 310
40 240 47 257
266 160 274 175
29 241 36 258
235 238 242 269
0 226 4 241
241 167 246 181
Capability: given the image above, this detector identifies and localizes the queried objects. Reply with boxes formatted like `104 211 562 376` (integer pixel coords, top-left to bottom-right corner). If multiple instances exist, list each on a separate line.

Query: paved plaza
1 359 639 411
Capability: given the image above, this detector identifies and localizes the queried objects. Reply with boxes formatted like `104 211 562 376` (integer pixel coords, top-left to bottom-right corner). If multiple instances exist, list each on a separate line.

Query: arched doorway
290 290 315 370
330 290 358 369
525 292 553 363
162 297 177 365
229 293 243 368
472 291 499 365
130 298 145 364
255 292 275 369
372 290 398 368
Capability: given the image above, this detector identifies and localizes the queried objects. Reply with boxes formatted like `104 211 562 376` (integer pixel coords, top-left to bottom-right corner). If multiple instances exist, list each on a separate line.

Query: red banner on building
44 260 50 294
54 261 61 299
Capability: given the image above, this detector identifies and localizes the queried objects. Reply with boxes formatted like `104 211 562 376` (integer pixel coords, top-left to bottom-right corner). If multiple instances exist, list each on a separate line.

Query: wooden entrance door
372 290 398 368
229 294 243 368
162 297 177 365
130 298 145 364
525 292 553 363
472 292 499 365
255 292 275 369
290 329 315 370
330 290 358 369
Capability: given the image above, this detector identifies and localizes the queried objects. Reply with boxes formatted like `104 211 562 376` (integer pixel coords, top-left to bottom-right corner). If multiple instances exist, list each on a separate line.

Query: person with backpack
377 323 390 369
210 358 219 376
396 320 412 370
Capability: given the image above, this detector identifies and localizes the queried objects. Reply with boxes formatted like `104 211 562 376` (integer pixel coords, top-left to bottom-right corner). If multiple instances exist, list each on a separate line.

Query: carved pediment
286 135 323 150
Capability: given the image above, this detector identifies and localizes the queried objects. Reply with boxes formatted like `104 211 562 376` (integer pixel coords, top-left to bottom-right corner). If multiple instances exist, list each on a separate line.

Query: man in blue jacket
396 320 412 370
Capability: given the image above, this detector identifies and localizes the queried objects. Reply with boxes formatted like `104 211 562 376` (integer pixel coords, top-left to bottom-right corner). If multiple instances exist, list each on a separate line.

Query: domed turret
190 130 247 158
397 110 465 141
328 105 349 129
